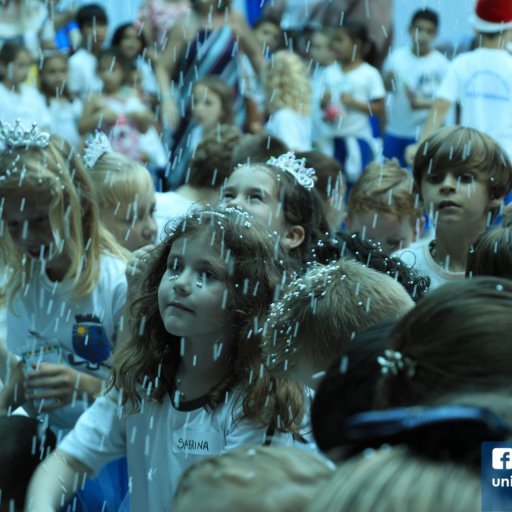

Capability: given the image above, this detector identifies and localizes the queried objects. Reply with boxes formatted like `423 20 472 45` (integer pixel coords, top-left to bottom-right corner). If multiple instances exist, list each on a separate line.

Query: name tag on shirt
172 429 224 456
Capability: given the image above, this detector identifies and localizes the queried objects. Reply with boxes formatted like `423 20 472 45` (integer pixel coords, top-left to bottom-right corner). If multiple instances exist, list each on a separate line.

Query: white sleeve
368 67 386 101
58 392 127 476
435 61 459 103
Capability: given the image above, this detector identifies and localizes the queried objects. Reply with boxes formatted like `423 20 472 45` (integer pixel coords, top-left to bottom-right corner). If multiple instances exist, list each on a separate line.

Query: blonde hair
262 259 414 378
174 446 335 512
264 51 311 115
304 446 480 512
88 151 155 212
0 135 127 303
348 160 422 227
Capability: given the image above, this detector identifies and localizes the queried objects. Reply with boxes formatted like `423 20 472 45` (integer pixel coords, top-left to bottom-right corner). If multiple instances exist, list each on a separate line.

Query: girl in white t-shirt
39 51 83 149
0 42 51 129
0 125 129 511
25 208 311 512
264 50 312 152
327 21 386 183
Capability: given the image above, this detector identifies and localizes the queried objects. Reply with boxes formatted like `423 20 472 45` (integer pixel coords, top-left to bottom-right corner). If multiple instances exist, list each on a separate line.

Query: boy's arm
341 93 385 116
405 98 452 164
24 450 92 512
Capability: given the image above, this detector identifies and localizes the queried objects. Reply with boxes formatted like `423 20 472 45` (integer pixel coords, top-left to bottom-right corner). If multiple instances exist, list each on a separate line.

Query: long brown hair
110 208 306 433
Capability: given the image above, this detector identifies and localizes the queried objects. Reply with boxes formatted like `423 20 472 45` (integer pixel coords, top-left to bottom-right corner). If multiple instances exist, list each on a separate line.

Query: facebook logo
493 449 512 470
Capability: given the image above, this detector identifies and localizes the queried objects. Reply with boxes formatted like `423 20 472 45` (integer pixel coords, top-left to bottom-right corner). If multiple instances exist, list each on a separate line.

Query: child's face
101 189 157 252
192 85 223 131
158 232 232 342
254 22 281 53
421 168 499 228
331 29 354 64
310 32 335 67
98 56 125 93
81 21 108 52
1 184 71 280
409 19 437 54
2 49 31 86
348 211 417 254
221 165 288 235
118 26 143 60
41 57 68 94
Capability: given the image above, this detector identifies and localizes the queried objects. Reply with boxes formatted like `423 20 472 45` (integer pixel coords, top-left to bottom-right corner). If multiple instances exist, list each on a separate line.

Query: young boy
395 126 512 290
262 259 414 390
383 8 449 167
346 160 424 254
406 0 512 164
68 3 108 98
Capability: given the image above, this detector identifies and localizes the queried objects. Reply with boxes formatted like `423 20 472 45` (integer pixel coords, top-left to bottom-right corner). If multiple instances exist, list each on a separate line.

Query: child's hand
340 92 356 108
320 90 332 109
405 143 419 165
25 363 93 412
99 107 118 126
503 204 512 227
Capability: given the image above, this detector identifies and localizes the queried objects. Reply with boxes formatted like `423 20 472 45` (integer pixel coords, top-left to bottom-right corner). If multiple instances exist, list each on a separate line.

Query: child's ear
281 225 306 251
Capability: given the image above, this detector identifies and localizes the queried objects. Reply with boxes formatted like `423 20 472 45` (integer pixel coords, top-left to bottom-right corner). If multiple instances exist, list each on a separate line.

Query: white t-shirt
47 97 83 149
265 108 312 151
384 47 449 138
436 48 512 161
6 254 127 436
393 238 465 291
60 388 310 511
0 83 52 130
329 62 385 141
68 49 103 99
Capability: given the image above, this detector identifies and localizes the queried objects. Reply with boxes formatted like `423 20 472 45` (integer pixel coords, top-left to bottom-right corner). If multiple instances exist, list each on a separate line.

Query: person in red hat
405 0 512 169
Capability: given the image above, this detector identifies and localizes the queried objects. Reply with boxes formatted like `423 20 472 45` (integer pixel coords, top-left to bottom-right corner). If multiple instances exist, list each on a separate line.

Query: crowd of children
0 0 512 510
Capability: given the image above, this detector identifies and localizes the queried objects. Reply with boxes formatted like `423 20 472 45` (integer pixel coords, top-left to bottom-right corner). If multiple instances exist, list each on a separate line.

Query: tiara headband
0 120 50 152
83 131 113 169
266 152 316 190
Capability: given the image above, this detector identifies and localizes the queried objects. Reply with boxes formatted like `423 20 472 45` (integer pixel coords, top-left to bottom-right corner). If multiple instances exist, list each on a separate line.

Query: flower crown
83 131 113 169
267 152 316 190
0 120 50 152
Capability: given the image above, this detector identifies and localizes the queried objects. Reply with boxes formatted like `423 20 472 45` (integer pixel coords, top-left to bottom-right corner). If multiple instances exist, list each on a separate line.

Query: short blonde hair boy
174 446 335 512
348 160 421 224
262 259 414 386
347 160 423 252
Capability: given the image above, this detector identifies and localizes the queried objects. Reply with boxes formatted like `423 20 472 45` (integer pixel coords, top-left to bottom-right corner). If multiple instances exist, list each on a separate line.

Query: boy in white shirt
394 126 512 291
383 8 449 167
406 0 512 165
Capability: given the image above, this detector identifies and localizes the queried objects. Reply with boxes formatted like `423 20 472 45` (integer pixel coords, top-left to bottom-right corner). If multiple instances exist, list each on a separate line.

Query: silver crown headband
83 131 113 169
266 152 316 190
0 120 50 152
377 349 417 378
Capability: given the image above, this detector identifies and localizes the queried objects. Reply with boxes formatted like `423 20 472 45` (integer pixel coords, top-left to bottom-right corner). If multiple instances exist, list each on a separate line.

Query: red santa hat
471 0 512 32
